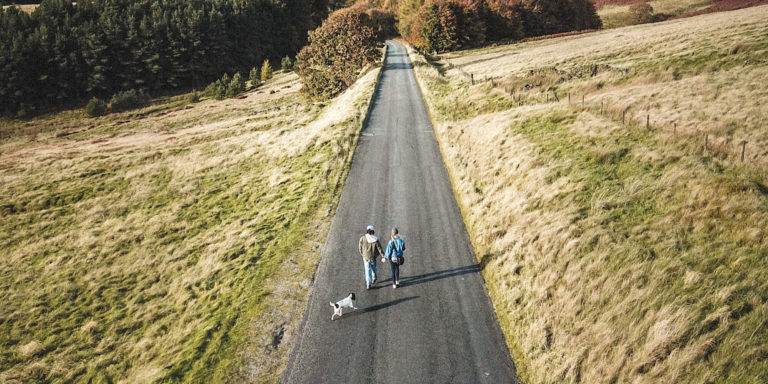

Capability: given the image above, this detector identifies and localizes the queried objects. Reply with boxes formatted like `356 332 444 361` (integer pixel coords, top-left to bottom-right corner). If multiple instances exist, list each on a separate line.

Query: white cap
366 225 374 231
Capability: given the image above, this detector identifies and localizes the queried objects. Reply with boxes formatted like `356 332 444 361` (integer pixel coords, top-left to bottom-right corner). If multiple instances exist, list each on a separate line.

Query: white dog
330 293 357 320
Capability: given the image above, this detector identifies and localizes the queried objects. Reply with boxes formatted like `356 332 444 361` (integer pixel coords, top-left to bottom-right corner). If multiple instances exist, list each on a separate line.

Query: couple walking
358 225 405 289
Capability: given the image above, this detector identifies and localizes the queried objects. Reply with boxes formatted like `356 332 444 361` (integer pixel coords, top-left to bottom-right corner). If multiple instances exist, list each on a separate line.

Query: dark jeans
389 261 400 284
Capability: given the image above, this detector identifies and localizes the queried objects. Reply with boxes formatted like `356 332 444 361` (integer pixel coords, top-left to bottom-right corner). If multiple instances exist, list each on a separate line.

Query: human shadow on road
361 296 419 314
398 264 480 287
334 296 419 321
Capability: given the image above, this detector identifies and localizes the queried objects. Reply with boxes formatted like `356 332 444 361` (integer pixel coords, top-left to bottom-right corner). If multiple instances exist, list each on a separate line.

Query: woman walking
383 227 406 288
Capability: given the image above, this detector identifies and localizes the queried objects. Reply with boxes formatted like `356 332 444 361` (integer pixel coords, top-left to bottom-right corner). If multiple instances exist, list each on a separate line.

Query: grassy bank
409 6 768 384
0 66 380 383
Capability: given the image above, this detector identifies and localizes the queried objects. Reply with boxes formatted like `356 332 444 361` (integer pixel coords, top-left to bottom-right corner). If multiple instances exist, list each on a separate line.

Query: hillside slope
0 68 380 383
409 5 768 383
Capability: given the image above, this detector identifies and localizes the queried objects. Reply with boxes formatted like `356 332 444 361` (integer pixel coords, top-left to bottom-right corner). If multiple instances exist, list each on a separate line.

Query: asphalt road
282 40 518 384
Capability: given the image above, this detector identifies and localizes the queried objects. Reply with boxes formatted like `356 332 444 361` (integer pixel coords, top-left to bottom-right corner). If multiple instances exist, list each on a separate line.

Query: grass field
0 66 380 383
1 4 39 13
598 0 714 28
410 6 768 384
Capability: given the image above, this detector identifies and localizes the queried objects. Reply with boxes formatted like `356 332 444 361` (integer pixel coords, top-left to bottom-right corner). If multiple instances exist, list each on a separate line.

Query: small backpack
391 239 405 265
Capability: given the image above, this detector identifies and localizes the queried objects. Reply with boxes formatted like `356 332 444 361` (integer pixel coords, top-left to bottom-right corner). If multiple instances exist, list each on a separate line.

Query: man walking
359 225 384 289
383 227 405 288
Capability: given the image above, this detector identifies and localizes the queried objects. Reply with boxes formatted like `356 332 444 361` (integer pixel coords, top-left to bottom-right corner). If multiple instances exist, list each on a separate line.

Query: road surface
282 40 518 383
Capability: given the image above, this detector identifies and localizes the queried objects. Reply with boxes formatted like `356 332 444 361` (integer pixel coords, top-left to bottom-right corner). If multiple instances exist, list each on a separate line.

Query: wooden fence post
582 95 585 107
622 110 626 125
646 114 650 130
600 101 603 115
741 140 747 162
674 122 677 136
568 92 571 105
546 94 549 103
471 73 474 85
705 133 709 152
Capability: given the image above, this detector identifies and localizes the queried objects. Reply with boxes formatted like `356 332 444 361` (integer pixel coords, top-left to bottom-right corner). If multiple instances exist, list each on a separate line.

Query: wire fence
448 65 759 166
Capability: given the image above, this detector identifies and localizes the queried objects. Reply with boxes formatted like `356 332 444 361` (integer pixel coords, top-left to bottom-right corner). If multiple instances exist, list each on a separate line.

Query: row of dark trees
0 0 330 117
404 0 602 53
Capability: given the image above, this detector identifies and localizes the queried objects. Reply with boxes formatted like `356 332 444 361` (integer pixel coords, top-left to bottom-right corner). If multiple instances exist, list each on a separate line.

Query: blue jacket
384 237 405 261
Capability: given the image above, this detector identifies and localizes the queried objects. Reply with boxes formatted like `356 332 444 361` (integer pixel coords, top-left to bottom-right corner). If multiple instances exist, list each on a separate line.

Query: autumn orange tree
297 4 394 100
410 0 484 52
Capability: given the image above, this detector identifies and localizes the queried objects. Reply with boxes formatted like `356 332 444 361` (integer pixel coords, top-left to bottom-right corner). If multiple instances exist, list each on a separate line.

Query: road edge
279 42 389 383
400 40 522 383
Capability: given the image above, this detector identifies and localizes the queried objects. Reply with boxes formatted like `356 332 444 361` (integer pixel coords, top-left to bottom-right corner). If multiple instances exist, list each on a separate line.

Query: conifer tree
250 67 261 88
0 0 319 116
261 60 273 83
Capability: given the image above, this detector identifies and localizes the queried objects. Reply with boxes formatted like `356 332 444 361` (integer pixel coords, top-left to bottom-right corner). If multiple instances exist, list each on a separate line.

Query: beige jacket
358 234 384 261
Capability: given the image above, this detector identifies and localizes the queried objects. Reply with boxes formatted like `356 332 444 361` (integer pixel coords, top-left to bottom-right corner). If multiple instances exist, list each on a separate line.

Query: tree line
0 0 329 117
400 0 602 53
1 0 602 116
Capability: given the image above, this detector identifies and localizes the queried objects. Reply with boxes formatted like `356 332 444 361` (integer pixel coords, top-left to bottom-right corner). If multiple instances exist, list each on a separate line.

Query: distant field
411 5 768 384
2 4 38 12
597 0 768 29
0 67 379 382
597 0 711 28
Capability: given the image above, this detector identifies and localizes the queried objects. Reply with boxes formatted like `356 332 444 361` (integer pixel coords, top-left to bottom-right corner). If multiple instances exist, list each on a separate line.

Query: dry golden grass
1 4 39 13
598 0 711 28
410 6 768 384
0 66 381 383
444 6 768 165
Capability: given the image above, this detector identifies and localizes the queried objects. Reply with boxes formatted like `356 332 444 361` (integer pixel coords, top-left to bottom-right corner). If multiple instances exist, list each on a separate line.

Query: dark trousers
389 261 400 283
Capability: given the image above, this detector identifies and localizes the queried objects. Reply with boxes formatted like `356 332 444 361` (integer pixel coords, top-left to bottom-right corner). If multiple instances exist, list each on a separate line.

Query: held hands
381 258 386 263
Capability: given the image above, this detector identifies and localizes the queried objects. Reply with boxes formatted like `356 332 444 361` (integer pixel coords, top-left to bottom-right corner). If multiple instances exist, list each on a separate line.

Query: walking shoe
393 284 397 289
372 278 376 284
366 284 371 290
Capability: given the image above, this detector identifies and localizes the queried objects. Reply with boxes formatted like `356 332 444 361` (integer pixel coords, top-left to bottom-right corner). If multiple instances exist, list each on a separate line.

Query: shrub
203 73 245 99
297 4 391 100
249 67 262 88
187 91 200 103
281 56 294 72
109 89 148 112
261 60 273 83
227 72 246 98
86 97 108 117
629 3 654 25
204 80 223 100
204 73 230 100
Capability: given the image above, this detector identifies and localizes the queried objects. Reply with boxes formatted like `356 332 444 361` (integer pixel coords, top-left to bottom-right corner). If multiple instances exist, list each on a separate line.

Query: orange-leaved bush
297 4 394 100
